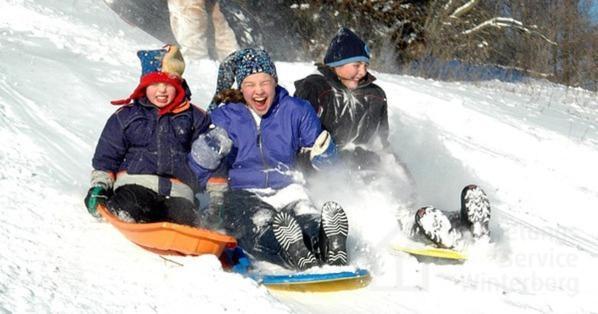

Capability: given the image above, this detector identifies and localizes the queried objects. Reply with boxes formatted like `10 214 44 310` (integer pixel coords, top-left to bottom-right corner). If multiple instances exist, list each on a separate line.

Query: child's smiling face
241 72 276 116
146 82 177 108
334 61 368 90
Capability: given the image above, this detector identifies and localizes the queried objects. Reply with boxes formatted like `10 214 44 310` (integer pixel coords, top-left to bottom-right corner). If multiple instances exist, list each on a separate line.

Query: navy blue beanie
324 27 370 67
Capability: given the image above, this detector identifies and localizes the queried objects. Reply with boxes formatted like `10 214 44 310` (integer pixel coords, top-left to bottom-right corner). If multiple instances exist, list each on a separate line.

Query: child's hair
212 88 245 105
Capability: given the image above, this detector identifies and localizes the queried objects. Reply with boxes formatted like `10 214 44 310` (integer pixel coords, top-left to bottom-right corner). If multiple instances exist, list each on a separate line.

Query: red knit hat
111 44 187 116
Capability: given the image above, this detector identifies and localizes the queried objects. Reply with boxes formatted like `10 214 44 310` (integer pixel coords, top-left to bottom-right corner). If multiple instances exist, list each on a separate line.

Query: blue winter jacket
92 98 210 193
190 86 322 190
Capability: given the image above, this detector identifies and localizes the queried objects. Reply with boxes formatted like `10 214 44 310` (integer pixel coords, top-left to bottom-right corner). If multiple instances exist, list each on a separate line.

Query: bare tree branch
461 17 557 46
450 0 480 19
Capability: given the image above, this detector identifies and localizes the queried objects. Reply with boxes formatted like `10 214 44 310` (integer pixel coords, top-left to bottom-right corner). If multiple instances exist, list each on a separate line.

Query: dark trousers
220 190 320 267
107 184 200 227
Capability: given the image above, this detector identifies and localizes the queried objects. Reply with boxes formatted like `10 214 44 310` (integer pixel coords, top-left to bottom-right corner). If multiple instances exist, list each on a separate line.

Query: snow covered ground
1 0 597 313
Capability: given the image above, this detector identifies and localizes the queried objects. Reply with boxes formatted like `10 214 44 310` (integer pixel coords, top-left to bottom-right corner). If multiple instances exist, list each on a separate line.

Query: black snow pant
107 184 200 227
220 190 321 268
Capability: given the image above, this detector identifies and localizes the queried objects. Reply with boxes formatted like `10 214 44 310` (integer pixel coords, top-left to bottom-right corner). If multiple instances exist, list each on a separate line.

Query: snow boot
413 206 462 249
460 184 491 239
272 211 318 270
319 201 349 266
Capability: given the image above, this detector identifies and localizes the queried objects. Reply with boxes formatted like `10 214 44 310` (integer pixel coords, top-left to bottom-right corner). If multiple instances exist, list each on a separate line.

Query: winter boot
460 184 491 239
319 201 349 266
272 211 318 270
413 206 462 249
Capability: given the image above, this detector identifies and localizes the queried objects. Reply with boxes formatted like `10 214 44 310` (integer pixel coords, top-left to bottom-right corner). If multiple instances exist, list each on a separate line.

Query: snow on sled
224 248 371 292
97 204 236 256
392 244 467 261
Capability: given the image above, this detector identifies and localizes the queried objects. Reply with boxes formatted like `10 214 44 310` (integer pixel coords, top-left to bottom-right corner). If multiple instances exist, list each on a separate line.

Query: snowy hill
1 0 597 313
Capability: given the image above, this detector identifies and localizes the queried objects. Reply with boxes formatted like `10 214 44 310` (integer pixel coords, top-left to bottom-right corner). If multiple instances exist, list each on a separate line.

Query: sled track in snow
497 208 598 257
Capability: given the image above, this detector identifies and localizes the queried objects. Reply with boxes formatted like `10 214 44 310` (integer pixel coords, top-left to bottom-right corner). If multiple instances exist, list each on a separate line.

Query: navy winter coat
92 98 210 193
190 86 322 190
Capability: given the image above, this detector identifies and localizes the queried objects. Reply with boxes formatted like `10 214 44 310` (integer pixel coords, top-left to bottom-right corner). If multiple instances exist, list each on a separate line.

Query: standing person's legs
167 0 209 59
210 0 239 60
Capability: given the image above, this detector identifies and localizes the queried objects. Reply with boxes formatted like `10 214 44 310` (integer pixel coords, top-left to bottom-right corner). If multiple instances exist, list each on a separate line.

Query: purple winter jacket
92 98 210 193
189 86 322 190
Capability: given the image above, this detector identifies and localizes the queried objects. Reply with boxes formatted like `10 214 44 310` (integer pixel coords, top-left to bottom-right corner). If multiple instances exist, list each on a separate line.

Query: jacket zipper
247 106 271 188
256 128 270 188
156 111 163 173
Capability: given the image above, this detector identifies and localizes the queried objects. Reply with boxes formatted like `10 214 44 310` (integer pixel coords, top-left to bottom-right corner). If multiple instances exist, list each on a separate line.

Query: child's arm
92 114 127 178
190 104 212 140
294 75 329 115
379 94 391 148
86 114 126 217
188 126 232 189
297 100 339 170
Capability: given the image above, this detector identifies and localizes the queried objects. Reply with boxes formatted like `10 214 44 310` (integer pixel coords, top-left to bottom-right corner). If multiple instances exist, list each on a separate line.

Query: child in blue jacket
188 48 347 270
84 45 210 227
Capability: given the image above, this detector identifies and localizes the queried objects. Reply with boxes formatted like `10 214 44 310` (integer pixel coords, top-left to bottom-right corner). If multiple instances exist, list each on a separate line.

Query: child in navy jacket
85 45 210 227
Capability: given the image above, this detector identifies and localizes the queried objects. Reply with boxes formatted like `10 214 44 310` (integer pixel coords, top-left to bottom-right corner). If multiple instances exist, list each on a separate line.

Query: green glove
84 186 111 218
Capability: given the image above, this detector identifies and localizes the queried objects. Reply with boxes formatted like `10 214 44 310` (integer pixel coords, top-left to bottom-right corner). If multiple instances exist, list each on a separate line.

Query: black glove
84 186 112 218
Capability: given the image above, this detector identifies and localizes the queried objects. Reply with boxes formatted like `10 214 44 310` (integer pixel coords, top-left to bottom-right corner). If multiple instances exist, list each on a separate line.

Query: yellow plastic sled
393 245 467 260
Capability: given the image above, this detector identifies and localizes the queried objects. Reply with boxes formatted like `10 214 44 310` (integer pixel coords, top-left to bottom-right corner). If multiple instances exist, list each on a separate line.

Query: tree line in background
103 0 596 90
285 0 596 91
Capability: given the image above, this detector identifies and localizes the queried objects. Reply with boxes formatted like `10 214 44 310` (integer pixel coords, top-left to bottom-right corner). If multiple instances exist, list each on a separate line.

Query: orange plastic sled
98 204 236 256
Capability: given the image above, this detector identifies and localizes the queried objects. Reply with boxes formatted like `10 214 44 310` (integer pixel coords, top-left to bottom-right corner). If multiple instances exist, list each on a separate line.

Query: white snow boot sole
272 211 317 270
461 185 491 239
414 206 462 249
321 201 349 266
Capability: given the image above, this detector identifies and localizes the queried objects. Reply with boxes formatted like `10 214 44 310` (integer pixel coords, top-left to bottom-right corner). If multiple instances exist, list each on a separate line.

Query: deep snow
1 1 597 313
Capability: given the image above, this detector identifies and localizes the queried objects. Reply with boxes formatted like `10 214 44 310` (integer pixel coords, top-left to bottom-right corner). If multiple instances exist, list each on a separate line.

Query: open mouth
253 96 268 108
155 95 170 103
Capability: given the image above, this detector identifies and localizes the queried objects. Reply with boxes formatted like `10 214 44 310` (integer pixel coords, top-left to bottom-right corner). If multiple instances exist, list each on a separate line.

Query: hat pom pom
162 44 185 78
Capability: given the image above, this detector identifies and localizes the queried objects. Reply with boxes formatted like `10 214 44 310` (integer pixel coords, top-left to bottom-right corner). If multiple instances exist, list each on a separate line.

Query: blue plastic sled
223 248 371 292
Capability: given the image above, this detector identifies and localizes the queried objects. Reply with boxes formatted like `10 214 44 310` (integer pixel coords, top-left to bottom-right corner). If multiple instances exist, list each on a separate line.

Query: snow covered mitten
460 184 491 239
190 126 232 170
413 206 462 249
319 201 349 266
272 212 318 270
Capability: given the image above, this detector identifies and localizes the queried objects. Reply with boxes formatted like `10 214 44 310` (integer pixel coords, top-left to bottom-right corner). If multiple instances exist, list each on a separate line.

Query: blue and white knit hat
214 48 277 96
324 27 370 67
